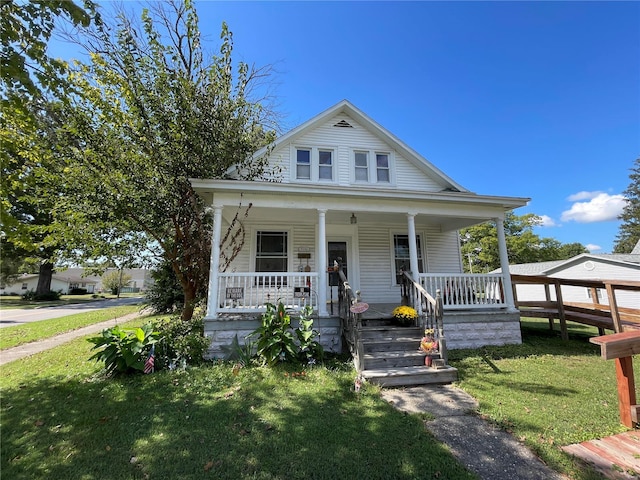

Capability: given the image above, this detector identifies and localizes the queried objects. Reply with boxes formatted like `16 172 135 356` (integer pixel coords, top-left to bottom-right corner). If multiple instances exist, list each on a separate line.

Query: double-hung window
354 152 369 181
256 231 288 285
294 147 335 182
296 149 311 180
376 153 390 182
393 234 424 284
318 150 333 180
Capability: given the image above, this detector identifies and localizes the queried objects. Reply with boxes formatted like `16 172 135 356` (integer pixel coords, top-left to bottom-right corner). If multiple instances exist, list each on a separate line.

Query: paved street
0 297 145 328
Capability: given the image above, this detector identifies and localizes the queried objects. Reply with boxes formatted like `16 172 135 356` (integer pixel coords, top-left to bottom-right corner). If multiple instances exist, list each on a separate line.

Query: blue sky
58 1 640 253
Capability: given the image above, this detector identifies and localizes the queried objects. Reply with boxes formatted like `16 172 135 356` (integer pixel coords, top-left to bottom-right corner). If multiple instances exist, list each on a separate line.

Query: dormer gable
236 100 468 193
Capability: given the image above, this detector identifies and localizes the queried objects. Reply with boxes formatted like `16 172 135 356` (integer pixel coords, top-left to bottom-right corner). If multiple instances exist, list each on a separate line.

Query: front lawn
0 305 143 350
450 319 638 480
0 327 475 480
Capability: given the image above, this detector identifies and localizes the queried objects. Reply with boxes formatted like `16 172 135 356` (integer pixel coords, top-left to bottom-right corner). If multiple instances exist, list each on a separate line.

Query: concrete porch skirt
203 304 522 360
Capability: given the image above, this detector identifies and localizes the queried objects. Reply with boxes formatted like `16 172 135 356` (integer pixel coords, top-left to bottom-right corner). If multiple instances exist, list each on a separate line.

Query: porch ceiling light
350 213 357 224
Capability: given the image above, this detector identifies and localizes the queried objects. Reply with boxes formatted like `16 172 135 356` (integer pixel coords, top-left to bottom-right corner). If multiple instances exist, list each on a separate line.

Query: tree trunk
181 284 197 322
36 262 54 294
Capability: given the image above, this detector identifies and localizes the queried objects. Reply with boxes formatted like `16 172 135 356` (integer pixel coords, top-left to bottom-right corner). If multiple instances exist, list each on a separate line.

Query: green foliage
101 270 132 295
145 260 184 314
153 313 210 369
614 157 640 253
38 1 278 322
88 324 158 376
295 305 323 363
460 213 588 272
21 289 61 301
251 302 297 366
250 302 323 366
221 334 255 366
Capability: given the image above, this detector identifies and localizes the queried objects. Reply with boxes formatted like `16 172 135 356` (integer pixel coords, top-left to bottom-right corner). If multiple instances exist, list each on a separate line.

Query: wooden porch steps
562 430 640 479
357 321 458 387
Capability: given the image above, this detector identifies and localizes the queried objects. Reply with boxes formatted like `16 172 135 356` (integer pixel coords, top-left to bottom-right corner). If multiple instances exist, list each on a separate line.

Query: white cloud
537 215 557 227
585 244 602 252
567 191 604 202
561 193 627 223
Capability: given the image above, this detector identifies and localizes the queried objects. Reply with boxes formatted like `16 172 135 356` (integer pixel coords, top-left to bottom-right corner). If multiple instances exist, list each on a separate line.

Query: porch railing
402 271 448 364
337 268 364 371
217 272 319 313
418 273 506 310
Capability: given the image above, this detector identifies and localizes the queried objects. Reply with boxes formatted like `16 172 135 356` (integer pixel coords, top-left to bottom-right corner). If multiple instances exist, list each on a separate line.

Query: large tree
460 213 588 272
1 1 95 293
48 1 277 320
613 157 640 253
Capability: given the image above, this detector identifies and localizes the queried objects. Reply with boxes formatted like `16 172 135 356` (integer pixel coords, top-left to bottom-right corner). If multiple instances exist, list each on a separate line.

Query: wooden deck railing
511 274 640 340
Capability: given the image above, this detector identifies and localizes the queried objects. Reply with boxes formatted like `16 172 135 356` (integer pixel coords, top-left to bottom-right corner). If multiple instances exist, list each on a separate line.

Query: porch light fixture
350 213 357 224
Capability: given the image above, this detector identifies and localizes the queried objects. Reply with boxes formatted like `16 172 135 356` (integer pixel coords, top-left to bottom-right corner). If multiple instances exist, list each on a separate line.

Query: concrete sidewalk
0 311 144 366
382 385 564 480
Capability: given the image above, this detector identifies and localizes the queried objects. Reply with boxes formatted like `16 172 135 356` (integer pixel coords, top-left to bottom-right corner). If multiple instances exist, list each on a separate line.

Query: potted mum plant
392 305 418 326
420 328 439 366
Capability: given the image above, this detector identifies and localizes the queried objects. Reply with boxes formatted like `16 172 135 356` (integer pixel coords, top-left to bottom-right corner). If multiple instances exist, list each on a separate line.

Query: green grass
0 293 143 310
0 323 476 480
2 315 637 480
0 305 143 350
449 319 639 480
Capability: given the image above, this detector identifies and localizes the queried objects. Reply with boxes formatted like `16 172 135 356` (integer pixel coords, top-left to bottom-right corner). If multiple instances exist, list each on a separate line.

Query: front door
328 241 348 280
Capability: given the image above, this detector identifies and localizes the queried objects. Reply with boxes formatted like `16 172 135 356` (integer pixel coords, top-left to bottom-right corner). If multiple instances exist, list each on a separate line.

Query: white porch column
495 217 517 312
317 209 329 317
206 204 223 318
407 213 420 279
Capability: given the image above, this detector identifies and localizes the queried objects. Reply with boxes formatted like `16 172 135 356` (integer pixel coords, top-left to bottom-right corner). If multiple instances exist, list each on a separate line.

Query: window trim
390 232 425 285
253 228 292 284
351 149 395 185
291 146 337 183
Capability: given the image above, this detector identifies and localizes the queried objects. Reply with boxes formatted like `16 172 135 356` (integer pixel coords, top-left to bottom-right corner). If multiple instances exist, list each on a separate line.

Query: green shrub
22 290 62 301
88 324 158 375
251 301 298 366
250 302 323 366
295 305 323 363
69 287 87 295
153 313 210 369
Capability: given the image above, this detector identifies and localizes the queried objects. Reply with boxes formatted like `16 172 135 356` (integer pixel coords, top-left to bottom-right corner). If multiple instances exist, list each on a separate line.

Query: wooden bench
590 331 640 428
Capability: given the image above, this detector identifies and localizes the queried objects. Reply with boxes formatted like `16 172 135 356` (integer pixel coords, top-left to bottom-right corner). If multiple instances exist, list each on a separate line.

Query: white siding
267 113 445 191
357 223 398 303
425 228 463 273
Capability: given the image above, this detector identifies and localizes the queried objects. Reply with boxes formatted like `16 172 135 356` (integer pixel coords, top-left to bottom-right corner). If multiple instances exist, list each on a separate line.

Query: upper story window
352 150 393 184
293 147 336 182
296 149 311 180
354 152 368 181
376 153 390 182
318 150 333 180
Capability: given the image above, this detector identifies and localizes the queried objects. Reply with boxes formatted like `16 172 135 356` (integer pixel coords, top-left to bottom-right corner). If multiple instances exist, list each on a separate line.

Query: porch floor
327 302 397 320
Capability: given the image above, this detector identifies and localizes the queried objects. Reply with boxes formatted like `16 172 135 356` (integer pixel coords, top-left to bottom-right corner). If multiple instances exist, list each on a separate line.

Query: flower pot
424 355 433 367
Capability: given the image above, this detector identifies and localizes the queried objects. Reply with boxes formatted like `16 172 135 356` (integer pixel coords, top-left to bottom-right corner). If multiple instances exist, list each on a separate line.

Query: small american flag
144 345 155 374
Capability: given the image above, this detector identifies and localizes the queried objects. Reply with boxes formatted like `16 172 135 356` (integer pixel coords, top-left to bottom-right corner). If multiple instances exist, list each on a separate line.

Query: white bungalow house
191 100 530 360
0 273 98 295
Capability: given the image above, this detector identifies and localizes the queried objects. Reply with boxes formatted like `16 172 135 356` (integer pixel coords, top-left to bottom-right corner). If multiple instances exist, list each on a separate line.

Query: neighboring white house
494 241 640 309
190 100 530 357
0 268 154 295
0 273 98 295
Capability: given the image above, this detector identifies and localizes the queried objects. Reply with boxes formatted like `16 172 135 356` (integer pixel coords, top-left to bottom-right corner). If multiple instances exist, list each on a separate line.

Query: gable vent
333 119 353 128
